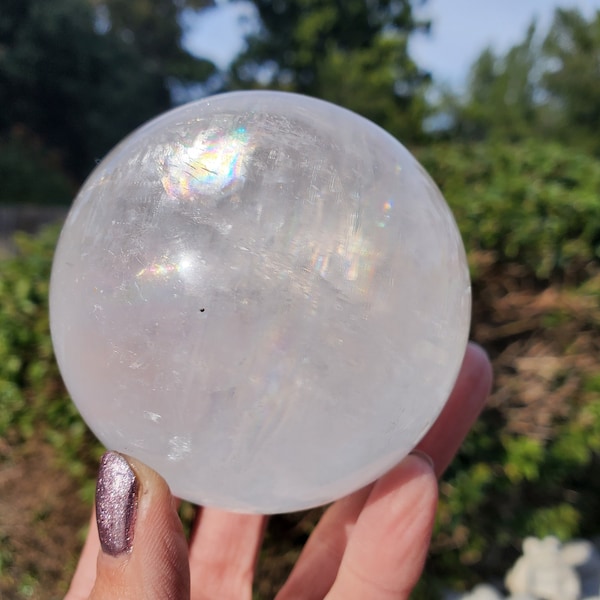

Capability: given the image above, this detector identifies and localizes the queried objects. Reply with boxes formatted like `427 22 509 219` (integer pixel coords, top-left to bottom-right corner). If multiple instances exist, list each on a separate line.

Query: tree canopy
443 8 600 153
228 0 431 142
0 0 216 180
4 2 600 188
90 0 216 83
542 8 600 150
446 25 538 141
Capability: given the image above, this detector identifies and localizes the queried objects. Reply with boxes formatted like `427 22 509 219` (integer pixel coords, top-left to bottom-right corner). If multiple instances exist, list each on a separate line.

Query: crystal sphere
50 91 471 513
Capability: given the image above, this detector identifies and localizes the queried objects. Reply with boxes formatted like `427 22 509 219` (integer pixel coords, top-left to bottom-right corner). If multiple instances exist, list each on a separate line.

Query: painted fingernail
96 451 138 557
409 449 435 470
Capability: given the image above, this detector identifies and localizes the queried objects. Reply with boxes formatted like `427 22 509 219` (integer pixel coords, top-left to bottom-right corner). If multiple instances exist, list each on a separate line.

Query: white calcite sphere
50 91 471 513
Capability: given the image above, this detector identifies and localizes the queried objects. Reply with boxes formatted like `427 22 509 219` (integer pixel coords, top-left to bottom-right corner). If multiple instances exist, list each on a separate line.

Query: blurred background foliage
1 0 599 598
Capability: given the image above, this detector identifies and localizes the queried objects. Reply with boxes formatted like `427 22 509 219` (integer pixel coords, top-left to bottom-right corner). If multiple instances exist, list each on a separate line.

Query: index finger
416 342 493 477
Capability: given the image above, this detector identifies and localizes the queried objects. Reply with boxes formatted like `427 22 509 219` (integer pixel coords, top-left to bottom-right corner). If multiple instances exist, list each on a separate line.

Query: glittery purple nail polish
96 452 138 557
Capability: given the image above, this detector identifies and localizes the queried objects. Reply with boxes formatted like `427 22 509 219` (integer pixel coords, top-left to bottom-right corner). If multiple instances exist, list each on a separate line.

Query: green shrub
0 132 74 206
414 139 600 592
431 378 600 590
417 140 600 280
0 227 101 493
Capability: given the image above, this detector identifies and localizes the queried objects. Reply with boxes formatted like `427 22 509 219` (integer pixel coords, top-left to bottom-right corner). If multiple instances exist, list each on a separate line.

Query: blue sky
183 0 600 90
410 0 600 89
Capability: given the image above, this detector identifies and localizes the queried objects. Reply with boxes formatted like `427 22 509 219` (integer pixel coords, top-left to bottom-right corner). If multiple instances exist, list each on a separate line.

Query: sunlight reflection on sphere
49 91 471 513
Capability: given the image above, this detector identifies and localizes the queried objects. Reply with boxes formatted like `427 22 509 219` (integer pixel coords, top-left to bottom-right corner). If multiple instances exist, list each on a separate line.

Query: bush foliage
419 139 600 589
418 140 600 281
0 227 102 494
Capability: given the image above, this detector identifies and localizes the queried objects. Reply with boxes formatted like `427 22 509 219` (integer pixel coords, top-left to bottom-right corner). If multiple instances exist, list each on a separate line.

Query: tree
442 8 600 151
0 0 217 182
228 0 431 142
90 0 217 84
443 24 539 141
542 8 600 152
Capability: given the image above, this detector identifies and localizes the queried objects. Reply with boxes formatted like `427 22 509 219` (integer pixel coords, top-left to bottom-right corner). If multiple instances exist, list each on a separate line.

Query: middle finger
188 507 267 600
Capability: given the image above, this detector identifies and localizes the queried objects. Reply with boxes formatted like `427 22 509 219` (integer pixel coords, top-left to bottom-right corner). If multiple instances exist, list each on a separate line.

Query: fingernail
96 451 138 557
409 449 435 470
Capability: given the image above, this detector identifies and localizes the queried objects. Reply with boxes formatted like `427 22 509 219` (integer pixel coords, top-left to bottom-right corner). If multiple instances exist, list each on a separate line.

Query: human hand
66 342 492 600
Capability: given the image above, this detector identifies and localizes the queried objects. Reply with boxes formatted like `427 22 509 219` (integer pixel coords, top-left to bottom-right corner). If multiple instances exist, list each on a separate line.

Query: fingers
68 343 492 600
276 485 372 599
322 344 491 600
185 343 491 600
65 511 101 600
187 508 266 600
325 453 437 599
88 452 190 600
279 454 436 600
278 341 492 599
417 342 493 476
67 455 267 600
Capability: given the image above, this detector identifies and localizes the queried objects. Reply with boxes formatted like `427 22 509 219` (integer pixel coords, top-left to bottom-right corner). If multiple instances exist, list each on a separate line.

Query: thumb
90 452 190 600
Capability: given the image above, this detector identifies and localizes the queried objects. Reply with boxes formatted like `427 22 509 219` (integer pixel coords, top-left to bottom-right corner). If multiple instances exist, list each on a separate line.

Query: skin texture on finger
325 454 437 600
276 487 371 599
89 455 190 600
188 507 266 600
416 342 493 477
65 511 101 600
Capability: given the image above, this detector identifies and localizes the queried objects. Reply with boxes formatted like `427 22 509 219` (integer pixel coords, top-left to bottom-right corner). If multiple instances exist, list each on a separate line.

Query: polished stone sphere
50 91 471 513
